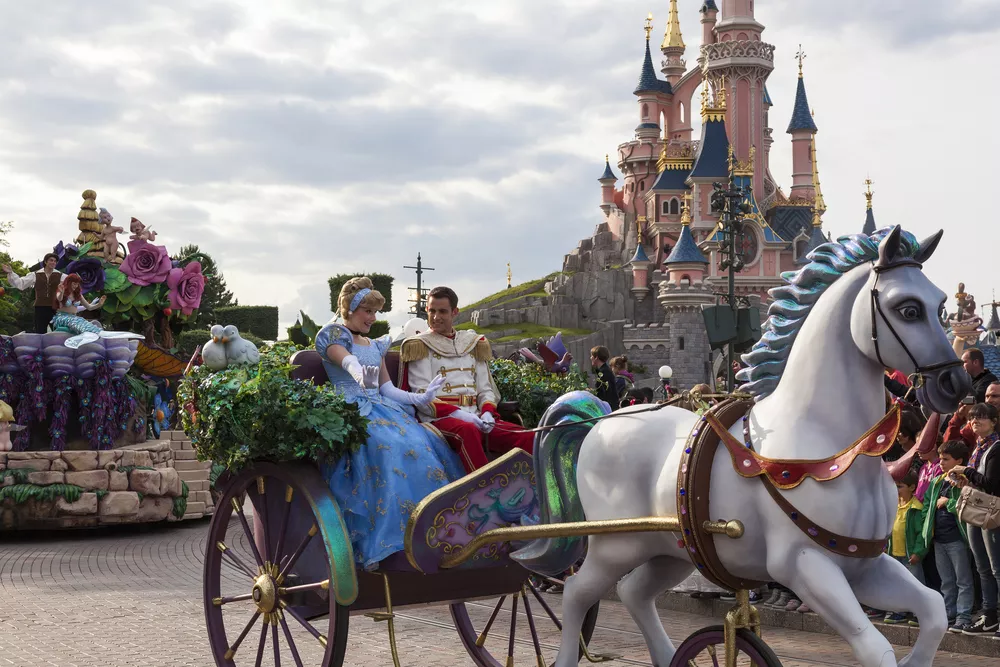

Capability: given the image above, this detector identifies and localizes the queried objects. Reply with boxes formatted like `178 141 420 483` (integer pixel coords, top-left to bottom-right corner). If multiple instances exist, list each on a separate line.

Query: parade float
0 190 218 529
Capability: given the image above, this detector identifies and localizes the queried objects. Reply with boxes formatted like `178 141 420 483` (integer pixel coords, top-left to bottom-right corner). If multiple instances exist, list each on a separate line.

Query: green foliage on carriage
214 305 279 341
177 328 266 359
178 341 370 471
327 273 394 313
489 358 592 428
172 481 189 519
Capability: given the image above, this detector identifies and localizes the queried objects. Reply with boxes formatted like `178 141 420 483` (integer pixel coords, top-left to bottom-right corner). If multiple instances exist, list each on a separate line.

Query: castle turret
700 1 719 46
862 178 877 236
802 132 828 255
599 155 618 215
660 0 686 85
787 49 818 201
635 14 670 141
664 196 708 285
630 218 652 302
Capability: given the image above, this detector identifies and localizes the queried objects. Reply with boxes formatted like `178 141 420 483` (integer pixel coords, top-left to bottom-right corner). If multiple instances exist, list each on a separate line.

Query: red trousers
433 416 534 473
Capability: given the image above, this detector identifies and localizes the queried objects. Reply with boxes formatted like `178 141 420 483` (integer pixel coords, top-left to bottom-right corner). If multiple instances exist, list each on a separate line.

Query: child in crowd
920 440 975 632
885 470 925 624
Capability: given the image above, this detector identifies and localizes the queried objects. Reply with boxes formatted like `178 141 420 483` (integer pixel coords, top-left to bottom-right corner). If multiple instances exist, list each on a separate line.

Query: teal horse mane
737 227 921 400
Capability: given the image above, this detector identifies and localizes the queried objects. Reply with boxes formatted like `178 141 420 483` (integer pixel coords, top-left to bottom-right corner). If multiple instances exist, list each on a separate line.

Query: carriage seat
288 349 519 418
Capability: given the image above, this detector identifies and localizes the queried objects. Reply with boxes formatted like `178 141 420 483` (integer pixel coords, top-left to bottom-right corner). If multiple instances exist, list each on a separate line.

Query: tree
0 222 32 335
173 244 236 329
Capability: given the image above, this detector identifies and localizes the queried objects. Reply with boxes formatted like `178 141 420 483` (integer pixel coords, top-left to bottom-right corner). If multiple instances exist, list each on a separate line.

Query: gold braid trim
473 338 492 363
400 339 428 363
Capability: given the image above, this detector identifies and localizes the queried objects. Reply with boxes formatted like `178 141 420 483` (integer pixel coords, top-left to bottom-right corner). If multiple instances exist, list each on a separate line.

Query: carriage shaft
439 517 743 569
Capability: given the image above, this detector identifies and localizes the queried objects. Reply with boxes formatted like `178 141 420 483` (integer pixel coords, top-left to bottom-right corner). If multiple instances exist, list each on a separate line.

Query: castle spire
662 0 685 50
787 46 818 134
862 178 877 235
635 14 669 95
810 121 826 227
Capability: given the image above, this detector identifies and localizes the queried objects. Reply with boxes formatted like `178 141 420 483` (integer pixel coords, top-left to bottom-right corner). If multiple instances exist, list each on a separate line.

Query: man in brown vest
4 253 65 333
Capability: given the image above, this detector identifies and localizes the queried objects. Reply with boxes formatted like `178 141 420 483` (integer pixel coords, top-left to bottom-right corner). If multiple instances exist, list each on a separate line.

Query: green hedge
489 359 592 428
368 321 390 339
328 273 394 314
215 305 279 340
178 329 266 359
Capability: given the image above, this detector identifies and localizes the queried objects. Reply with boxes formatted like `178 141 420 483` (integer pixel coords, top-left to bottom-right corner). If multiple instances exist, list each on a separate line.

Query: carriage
201 347 781 667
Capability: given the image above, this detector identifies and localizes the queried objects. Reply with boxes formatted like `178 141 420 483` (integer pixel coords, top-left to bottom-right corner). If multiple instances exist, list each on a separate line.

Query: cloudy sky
1 0 998 335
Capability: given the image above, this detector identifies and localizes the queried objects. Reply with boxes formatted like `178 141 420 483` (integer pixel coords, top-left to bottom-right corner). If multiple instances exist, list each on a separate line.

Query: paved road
0 519 993 666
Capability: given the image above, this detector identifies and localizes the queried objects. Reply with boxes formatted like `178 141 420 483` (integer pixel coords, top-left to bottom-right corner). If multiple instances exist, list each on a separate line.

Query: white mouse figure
223 324 260 365
201 324 230 371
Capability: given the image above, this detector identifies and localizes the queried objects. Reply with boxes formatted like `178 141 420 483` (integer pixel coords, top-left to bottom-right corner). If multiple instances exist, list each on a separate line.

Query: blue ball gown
315 323 465 570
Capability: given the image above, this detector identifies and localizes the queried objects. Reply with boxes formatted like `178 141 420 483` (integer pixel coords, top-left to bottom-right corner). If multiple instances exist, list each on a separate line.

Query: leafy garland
178 342 369 472
488 359 592 428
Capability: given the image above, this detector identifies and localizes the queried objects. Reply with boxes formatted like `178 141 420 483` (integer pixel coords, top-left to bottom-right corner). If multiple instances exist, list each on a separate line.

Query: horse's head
850 225 971 414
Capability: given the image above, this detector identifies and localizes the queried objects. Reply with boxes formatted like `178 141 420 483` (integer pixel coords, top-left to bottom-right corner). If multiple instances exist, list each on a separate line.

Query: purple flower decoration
166 261 206 315
65 257 105 293
52 241 80 270
120 239 171 286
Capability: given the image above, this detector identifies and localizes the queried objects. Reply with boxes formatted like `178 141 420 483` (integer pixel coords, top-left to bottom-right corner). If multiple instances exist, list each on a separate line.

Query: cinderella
316 277 466 570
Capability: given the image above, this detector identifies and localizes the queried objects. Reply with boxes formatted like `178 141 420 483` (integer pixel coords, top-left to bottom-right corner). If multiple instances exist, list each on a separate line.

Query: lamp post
711 169 751 392
659 365 675 398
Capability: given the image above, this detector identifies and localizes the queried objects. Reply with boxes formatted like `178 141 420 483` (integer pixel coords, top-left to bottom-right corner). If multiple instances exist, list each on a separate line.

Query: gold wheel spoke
213 592 256 606
231 496 266 569
217 541 257 579
279 579 330 596
279 612 306 667
277 525 317 582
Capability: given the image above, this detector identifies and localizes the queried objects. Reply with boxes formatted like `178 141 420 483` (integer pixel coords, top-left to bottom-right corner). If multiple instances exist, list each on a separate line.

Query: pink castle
594 0 830 307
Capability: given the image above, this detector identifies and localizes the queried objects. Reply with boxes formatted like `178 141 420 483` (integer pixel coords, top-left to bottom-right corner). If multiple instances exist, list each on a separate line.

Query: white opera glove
361 365 381 389
449 409 484 429
341 354 364 386
379 374 444 407
479 411 495 434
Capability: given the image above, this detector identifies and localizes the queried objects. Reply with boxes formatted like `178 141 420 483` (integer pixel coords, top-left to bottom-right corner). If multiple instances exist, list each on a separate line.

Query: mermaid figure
51 273 143 349
316 277 466 570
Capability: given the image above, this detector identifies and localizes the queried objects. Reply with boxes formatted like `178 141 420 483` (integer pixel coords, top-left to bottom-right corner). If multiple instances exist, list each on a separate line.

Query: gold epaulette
473 337 492 363
400 339 428 363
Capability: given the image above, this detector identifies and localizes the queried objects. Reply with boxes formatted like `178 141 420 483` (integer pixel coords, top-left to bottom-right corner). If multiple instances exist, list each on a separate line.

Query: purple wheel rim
450 578 600 667
670 625 781 667
203 462 350 666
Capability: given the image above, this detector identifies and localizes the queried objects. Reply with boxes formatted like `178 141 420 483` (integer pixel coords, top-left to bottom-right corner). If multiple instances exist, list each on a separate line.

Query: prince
400 286 533 473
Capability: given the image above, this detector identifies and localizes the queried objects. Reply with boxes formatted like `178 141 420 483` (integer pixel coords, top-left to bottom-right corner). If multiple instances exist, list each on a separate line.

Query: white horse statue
514 226 970 667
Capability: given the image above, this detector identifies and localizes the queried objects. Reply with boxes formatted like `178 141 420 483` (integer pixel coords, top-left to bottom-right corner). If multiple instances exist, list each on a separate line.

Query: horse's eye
897 304 921 321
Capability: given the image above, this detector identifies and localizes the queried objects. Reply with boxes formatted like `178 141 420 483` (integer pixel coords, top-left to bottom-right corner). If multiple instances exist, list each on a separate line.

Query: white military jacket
400 329 500 421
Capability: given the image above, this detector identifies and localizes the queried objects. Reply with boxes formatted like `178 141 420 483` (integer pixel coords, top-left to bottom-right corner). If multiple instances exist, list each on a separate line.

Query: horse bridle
870 260 962 388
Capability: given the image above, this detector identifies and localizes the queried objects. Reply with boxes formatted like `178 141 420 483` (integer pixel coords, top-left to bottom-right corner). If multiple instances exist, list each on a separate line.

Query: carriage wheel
451 575 602 667
204 463 351 666
670 625 782 667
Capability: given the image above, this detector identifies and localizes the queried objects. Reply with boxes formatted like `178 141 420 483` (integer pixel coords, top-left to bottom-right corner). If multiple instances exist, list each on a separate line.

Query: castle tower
862 178 877 235
700 0 774 203
787 48 819 201
658 194 714 387
599 155 618 216
630 217 652 302
660 0 686 86
700 1 719 46
635 14 668 142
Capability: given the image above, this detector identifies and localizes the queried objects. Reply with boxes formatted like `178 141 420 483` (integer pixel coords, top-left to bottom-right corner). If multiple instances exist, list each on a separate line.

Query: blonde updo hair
339 276 386 319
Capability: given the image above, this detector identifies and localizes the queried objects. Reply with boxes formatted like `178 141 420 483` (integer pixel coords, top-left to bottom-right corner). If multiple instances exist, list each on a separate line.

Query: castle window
661 200 670 216
670 198 680 215
679 337 685 351
679 101 686 124
639 180 645 191
642 103 649 119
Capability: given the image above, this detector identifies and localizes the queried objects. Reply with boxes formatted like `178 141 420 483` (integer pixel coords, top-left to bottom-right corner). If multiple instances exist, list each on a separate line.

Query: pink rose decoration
166 261 206 315
120 240 172 286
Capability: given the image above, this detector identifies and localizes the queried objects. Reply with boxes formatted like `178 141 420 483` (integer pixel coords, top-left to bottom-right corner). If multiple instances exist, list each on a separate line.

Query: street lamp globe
658 365 673 380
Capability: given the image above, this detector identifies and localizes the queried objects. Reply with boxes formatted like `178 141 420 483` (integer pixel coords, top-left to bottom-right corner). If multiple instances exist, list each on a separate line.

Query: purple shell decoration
11 332 138 379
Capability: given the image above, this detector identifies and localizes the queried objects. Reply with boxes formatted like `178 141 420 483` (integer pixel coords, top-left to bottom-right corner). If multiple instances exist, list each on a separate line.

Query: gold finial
811 133 827 227
701 78 727 122
506 262 512 289
644 13 654 40
796 44 806 78
864 177 874 210
727 144 735 174
657 142 667 173
662 0 685 50
733 145 756 176
605 153 609 163
681 192 693 225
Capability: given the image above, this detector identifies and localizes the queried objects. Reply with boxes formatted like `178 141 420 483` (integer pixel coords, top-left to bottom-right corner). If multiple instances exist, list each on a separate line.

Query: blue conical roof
665 225 708 264
988 304 1000 332
786 76 818 133
635 39 672 95
862 207 876 236
630 242 651 264
690 118 730 178
599 158 617 181
700 0 719 12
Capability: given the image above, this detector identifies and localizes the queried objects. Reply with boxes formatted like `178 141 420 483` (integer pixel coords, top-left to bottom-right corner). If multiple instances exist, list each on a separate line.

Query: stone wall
0 440 211 530
622 323 671 382
665 308 713 388
164 430 216 519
